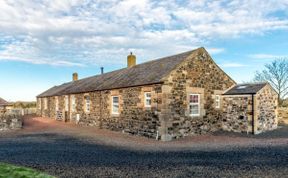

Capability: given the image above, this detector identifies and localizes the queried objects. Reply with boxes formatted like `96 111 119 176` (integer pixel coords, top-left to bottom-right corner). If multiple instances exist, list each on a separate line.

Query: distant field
0 163 54 178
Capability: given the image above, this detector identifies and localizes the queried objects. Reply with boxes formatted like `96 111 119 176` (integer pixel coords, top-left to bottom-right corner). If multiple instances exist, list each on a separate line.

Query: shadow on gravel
213 124 288 139
0 133 287 177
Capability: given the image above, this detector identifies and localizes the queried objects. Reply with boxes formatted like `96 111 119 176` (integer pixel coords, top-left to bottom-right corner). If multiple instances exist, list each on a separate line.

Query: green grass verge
0 162 55 178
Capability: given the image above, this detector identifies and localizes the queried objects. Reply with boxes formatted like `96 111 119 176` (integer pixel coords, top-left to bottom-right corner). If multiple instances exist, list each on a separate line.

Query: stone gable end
159 48 236 140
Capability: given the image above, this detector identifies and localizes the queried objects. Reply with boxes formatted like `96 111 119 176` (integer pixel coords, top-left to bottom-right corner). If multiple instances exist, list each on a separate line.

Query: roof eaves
222 92 257 96
42 81 164 97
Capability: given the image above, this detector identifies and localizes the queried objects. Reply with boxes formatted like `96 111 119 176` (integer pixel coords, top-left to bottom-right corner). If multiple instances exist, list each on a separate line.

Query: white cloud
0 0 287 66
220 63 247 68
249 54 288 59
206 48 225 54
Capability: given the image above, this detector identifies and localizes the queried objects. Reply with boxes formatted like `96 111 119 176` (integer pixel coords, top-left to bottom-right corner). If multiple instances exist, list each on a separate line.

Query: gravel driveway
0 117 287 178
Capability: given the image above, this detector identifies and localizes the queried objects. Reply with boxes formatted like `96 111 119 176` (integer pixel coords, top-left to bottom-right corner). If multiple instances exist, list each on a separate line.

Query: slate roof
38 48 201 97
223 83 268 95
0 97 11 106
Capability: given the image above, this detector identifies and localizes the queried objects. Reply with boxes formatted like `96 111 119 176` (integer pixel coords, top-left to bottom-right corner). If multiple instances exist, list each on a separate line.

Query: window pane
71 96 76 112
146 93 151 98
113 97 119 103
113 104 119 113
190 105 199 115
85 96 90 112
144 92 151 107
190 95 199 103
113 105 119 112
146 99 151 106
112 96 119 113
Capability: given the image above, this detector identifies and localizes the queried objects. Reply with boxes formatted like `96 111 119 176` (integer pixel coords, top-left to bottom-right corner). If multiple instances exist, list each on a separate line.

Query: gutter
222 92 257 96
37 82 164 98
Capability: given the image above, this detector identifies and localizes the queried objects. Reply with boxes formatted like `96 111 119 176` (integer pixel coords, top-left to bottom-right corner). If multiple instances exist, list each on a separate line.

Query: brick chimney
127 52 136 68
73 73 78 81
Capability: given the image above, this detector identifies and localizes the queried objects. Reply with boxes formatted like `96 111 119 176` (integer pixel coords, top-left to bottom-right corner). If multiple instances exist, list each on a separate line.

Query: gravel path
0 117 287 178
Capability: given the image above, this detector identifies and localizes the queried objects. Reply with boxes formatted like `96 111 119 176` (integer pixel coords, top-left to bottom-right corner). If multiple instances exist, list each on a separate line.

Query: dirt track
0 116 287 177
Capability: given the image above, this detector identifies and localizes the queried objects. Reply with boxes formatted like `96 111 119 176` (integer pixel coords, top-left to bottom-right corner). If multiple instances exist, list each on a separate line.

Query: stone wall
38 95 68 121
0 114 22 131
221 84 278 134
160 48 235 140
38 84 162 139
222 96 252 133
255 84 278 132
74 92 102 127
98 85 162 138
278 107 288 124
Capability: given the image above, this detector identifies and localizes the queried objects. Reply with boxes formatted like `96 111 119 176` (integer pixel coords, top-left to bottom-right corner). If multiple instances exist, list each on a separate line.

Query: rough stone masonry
0 114 22 131
36 47 278 141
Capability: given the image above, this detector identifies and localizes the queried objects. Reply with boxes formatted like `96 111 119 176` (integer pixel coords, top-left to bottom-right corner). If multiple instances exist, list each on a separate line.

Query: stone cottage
37 47 278 141
0 97 13 112
222 83 278 134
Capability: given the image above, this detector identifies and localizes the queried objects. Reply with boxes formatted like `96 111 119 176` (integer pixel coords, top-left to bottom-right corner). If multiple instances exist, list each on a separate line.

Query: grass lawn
0 163 54 178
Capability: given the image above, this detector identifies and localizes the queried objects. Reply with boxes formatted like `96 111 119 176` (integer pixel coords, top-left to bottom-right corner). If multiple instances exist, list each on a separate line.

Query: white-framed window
112 96 119 114
189 94 200 116
44 98 48 110
65 95 69 111
215 95 220 109
85 95 90 113
144 92 152 107
55 96 59 111
71 95 76 112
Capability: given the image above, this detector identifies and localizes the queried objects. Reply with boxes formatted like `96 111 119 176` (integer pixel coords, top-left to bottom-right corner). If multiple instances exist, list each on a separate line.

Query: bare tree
253 59 288 106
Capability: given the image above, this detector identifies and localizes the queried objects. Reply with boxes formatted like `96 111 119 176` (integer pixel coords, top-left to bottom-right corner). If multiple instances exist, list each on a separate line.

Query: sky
0 0 288 102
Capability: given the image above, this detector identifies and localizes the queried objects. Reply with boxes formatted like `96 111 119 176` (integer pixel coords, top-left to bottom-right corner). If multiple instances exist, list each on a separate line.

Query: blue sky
0 0 288 101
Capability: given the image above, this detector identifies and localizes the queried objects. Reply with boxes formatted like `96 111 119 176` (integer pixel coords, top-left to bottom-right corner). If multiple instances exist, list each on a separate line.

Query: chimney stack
101 67 104 74
72 72 78 81
127 52 136 68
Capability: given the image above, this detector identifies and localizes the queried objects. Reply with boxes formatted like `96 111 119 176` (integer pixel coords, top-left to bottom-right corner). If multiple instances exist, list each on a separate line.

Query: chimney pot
127 52 136 68
73 73 78 81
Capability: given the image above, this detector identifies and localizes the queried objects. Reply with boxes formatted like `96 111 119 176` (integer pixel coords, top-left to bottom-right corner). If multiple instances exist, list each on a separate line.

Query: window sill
189 114 201 117
111 113 120 117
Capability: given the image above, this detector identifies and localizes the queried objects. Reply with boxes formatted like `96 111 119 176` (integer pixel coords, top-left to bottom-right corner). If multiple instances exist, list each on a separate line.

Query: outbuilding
0 97 13 112
222 83 278 134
